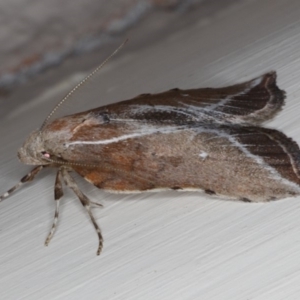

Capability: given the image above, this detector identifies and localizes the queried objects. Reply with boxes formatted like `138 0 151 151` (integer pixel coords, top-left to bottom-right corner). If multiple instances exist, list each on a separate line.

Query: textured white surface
2 0 300 299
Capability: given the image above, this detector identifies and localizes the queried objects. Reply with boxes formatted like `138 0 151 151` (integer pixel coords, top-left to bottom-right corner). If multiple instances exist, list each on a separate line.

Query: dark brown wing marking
93 72 285 125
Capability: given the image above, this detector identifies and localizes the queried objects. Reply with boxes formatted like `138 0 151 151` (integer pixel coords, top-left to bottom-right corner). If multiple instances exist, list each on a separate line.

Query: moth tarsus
59 168 103 255
2 68 300 256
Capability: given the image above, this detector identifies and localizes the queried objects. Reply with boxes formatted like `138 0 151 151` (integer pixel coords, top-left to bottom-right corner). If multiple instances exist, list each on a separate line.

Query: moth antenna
40 39 128 130
43 156 157 187
43 157 98 169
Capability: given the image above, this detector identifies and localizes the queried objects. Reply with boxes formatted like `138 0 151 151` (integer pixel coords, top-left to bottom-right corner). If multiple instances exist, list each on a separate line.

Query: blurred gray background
0 0 241 121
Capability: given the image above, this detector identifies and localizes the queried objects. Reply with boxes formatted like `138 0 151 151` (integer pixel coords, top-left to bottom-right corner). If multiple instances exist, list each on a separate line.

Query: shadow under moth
1 49 299 255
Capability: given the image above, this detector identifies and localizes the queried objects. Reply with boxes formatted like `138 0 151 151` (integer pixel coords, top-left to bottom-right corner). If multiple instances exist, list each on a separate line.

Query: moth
1 48 300 255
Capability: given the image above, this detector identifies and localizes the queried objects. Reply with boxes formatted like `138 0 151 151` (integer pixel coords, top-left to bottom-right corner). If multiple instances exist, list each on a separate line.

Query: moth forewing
2 69 300 256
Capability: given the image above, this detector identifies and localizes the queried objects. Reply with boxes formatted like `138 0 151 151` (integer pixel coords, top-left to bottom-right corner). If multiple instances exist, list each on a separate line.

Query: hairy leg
0 166 44 201
61 168 103 255
45 169 64 246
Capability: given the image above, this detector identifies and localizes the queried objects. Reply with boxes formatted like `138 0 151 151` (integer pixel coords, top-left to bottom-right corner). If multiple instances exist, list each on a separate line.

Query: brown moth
1 46 300 255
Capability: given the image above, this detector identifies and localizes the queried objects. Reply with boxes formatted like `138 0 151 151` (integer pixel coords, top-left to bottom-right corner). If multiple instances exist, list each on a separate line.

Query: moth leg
90 201 103 208
61 168 103 255
45 169 64 247
0 165 44 202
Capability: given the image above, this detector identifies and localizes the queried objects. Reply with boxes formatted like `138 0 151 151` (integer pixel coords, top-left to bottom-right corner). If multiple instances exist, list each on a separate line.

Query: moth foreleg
90 201 103 208
0 165 44 202
45 169 64 247
61 168 103 255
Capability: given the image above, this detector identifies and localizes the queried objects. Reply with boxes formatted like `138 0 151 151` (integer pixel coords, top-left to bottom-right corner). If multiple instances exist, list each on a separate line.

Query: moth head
18 130 51 165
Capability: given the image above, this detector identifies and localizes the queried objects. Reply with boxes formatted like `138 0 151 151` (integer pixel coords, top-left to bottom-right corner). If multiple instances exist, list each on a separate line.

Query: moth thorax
18 130 47 165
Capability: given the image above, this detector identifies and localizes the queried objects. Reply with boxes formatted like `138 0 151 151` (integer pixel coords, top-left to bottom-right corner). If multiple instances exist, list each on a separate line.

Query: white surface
2 0 300 299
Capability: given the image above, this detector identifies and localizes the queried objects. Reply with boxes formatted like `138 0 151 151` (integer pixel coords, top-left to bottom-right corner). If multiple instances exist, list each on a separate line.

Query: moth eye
41 151 51 159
